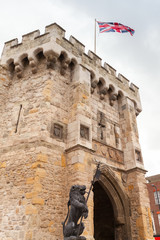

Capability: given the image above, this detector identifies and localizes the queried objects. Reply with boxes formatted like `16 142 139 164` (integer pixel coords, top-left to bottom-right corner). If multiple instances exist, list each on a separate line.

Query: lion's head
69 185 86 197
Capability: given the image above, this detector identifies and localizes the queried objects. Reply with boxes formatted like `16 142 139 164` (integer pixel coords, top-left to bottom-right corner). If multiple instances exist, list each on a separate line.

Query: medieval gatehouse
0 23 153 240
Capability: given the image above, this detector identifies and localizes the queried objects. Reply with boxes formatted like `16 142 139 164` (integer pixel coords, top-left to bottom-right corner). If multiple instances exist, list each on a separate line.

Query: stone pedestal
64 236 86 240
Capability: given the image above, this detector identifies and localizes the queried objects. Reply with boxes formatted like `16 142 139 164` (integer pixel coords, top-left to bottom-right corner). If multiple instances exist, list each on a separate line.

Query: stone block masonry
0 22 153 240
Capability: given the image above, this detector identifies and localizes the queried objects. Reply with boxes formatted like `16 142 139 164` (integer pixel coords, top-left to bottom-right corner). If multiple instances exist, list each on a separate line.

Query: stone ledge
126 166 147 174
0 139 64 154
65 144 95 154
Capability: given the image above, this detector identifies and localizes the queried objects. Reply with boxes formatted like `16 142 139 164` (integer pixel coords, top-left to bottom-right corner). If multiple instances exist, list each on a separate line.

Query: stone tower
0 23 153 240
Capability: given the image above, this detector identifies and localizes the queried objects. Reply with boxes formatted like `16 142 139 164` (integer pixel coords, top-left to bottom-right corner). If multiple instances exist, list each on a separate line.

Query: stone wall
0 54 70 240
0 23 154 240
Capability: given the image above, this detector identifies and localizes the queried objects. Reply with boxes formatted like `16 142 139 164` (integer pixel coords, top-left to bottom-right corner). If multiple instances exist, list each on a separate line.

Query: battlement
0 22 142 114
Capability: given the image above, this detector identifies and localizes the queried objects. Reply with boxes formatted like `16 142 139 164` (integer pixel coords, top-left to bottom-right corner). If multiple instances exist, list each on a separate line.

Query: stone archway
93 164 132 240
93 181 115 239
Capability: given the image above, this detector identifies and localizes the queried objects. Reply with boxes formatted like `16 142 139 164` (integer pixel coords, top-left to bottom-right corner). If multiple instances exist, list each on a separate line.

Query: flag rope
94 18 97 54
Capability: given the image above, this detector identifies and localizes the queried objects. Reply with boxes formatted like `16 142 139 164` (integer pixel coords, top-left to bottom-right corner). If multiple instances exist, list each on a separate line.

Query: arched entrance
93 181 115 239
93 164 132 240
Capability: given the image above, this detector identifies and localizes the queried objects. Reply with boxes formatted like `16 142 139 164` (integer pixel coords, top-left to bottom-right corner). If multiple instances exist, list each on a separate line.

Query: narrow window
53 124 63 139
50 123 63 140
135 150 142 162
80 125 89 140
158 214 160 226
154 191 160 205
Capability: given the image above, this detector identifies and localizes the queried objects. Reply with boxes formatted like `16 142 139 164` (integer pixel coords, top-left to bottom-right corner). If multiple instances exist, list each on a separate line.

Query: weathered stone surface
0 22 153 240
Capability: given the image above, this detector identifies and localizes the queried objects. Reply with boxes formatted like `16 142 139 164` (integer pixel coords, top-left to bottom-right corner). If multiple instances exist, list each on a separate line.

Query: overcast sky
0 0 159 176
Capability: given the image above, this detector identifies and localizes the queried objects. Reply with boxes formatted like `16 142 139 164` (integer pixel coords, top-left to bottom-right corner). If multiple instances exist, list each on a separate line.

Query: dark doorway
93 181 115 240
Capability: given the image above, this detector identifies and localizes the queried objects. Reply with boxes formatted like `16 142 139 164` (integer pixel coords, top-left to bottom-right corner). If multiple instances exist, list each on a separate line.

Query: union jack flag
97 21 135 36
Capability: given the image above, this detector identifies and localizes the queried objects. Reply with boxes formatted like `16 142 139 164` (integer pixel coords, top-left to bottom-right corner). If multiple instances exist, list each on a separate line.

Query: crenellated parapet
0 22 142 115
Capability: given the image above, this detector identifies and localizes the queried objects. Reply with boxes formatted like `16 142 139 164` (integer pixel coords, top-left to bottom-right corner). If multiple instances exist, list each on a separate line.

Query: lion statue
62 185 88 240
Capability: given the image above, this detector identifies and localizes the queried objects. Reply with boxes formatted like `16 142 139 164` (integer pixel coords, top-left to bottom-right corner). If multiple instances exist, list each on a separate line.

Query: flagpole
94 18 96 54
